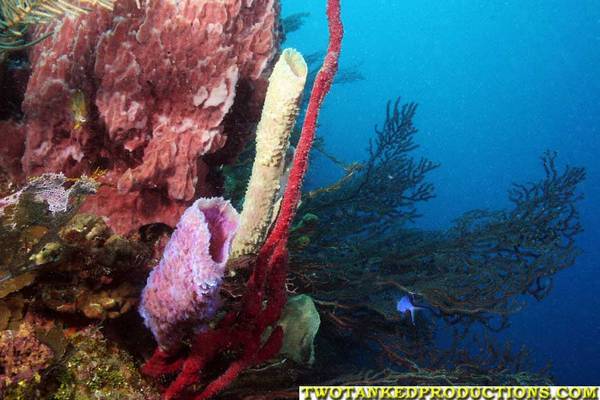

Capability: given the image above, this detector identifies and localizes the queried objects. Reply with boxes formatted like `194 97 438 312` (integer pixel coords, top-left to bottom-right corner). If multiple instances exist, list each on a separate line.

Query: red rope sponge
263 0 344 252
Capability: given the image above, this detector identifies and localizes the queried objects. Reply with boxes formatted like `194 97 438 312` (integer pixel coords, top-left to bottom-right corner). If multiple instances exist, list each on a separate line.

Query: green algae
50 329 159 400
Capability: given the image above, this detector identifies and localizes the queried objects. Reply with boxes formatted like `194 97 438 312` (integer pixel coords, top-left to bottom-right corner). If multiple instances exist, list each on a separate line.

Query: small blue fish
396 295 424 325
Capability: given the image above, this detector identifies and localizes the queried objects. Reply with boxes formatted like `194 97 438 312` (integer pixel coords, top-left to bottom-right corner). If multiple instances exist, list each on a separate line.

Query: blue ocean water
283 0 600 384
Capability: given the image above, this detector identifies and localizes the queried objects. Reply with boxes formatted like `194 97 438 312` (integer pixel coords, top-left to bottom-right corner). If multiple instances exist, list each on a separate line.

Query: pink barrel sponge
139 197 240 351
1 0 280 234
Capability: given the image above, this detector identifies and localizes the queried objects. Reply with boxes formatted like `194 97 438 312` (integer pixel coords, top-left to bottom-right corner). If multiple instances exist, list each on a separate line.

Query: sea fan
0 0 114 52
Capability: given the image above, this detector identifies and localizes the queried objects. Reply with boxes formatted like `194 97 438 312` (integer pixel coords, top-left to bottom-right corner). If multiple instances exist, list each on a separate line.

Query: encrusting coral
51 328 160 400
1 325 160 400
139 197 240 352
0 172 97 216
41 281 139 320
0 174 151 323
0 173 98 293
0 320 53 393
231 48 308 260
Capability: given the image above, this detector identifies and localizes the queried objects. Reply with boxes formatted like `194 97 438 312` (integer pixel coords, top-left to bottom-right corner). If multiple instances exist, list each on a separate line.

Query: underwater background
283 0 600 385
0 0 599 397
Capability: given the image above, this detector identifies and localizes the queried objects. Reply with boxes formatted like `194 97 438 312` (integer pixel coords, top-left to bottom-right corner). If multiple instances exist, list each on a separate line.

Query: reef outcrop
1 0 279 234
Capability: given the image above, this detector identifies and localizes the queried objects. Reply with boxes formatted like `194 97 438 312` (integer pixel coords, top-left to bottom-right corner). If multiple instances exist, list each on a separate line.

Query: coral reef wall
2 0 280 234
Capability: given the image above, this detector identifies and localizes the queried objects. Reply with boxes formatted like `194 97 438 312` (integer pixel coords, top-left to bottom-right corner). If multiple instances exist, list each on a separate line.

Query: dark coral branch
281 12 311 37
286 94 584 387
290 151 584 375
296 98 438 255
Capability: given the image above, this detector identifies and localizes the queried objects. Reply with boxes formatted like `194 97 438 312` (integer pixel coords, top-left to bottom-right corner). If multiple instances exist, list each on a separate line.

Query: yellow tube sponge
231 48 308 259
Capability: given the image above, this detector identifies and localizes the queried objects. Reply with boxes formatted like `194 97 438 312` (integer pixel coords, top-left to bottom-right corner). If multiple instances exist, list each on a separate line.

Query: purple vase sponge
139 197 240 351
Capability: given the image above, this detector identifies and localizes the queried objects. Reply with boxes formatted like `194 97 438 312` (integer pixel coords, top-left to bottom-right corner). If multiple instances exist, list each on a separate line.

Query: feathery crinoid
0 0 114 52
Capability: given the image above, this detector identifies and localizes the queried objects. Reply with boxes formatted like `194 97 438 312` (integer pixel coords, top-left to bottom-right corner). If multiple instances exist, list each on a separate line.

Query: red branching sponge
141 0 344 398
